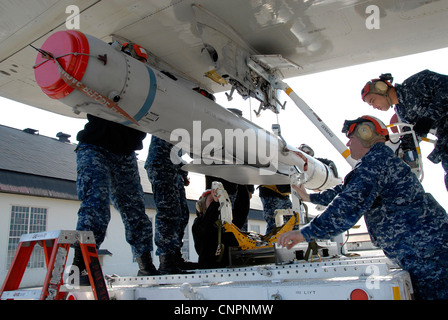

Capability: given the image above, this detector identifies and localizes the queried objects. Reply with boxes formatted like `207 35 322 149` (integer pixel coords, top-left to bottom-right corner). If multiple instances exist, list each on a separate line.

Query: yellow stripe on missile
342 149 351 159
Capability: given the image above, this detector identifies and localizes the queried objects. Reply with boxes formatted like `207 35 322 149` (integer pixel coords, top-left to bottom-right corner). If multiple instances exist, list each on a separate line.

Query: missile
33 30 341 189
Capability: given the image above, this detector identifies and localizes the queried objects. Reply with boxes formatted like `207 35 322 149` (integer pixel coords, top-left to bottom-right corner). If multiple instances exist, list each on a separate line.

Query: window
7 206 47 269
249 224 260 234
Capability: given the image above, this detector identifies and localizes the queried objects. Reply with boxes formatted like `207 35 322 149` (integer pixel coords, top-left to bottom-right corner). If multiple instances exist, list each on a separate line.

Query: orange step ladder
0 230 109 300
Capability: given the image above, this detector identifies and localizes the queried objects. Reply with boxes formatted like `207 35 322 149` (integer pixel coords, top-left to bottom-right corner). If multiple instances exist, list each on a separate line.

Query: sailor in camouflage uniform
74 115 158 278
145 135 192 274
259 185 292 234
361 70 448 191
278 116 448 300
72 42 160 281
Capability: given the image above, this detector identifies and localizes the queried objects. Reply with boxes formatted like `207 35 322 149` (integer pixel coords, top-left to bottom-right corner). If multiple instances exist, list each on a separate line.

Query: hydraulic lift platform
61 252 413 300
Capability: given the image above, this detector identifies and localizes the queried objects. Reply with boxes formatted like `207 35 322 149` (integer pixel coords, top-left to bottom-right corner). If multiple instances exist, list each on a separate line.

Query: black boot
136 252 160 276
158 254 191 274
175 251 198 270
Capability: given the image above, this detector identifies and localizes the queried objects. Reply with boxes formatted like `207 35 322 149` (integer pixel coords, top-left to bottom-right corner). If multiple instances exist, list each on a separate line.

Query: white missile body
34 30 341 189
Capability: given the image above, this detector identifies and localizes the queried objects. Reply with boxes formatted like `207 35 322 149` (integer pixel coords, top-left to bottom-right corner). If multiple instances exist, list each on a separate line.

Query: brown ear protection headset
343 116 389 147
357 122 375 141
361 73 394 102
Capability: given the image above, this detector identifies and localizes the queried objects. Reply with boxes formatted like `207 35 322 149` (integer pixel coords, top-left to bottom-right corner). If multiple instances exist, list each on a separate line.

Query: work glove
413 117 434 136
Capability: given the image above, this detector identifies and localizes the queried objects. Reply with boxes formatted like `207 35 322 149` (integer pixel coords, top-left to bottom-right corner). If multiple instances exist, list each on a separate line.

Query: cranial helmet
361 73 394 102
342 115 389 147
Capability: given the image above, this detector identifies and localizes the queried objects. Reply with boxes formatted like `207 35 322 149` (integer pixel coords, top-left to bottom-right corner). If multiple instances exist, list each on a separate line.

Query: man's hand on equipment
277 230 306 249
292 184 310 202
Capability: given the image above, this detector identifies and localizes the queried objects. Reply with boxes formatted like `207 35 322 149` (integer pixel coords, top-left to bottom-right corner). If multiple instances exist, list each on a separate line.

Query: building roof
0 124 262 217
0 125 77 181
0 124 214 201
0 170 78 200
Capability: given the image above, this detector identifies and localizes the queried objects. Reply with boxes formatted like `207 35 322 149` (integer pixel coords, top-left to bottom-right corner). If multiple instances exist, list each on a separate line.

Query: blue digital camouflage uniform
300 142 448 300
259 185 292 234
75 116 153 258
394 69 448 191
145 136 190 256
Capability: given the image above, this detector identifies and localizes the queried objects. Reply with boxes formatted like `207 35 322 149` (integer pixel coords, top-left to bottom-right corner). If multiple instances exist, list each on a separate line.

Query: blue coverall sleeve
309 184 344 206
300 166 380 241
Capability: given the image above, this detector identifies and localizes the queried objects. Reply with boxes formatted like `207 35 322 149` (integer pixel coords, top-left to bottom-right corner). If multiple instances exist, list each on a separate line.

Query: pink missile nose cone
34 30 90 99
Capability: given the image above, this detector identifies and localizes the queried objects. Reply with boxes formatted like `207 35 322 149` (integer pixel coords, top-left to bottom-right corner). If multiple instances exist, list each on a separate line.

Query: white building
0 125 266 288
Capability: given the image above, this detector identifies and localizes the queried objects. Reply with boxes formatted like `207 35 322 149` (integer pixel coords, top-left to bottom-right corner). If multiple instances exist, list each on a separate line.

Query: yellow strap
263 185 290 197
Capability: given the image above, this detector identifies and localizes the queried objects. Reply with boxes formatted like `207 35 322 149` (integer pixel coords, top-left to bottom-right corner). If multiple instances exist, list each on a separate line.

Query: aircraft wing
1 0 448 118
